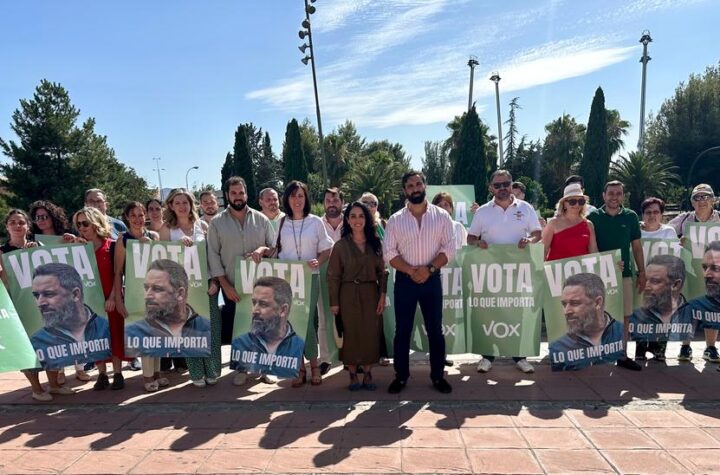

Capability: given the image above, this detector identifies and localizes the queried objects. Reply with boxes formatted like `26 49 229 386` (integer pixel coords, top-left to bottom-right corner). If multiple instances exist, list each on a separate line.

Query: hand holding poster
123 240 211 358
461 244 544 357
544 250 624 371
1 243 111 369
231 258 311 378
0 284 38 373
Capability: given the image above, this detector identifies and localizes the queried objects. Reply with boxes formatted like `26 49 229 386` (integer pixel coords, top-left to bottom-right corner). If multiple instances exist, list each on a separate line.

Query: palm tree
609 151 680 212
607 109 630 158
342 151 405 216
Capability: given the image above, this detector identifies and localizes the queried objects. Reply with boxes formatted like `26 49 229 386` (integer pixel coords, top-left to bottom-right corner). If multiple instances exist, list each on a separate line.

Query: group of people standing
3 167 718 401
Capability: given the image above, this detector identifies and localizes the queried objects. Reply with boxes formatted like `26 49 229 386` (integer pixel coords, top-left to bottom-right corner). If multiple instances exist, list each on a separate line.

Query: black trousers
220 292 236 345
393 272 445 382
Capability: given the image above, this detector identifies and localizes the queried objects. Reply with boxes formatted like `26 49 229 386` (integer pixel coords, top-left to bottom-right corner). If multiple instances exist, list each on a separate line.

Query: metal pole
185 165 199 191
304 0 329 187
638 31 652 151
490 73 504 166
153 157 164 200
467 56 478 112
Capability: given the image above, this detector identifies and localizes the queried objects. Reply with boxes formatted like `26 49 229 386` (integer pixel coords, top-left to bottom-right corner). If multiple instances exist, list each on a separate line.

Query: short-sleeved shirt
641 224 678 240
108 216 128 240
587 206 641 277
278 215 334 273
207 207 275 285
266 211 286 234
468 197 541 245
667 210 720 237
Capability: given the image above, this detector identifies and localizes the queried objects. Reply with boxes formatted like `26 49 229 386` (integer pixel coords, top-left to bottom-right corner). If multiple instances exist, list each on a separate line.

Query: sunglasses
76 220 92 228
492 181 512 189
33 215 50 222
693 194 713 202
361 201 378 207
566 198 586 206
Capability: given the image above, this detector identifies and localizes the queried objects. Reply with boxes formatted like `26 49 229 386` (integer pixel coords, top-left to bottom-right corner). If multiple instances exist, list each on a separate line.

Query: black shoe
319 362 331 375
128 358 141 371
635 342 648 361
432 378 452 394
444 359 454 367
388 378 406 394
93 373 110 390
616 357 642 371
83 361 95 371
111 373 125 390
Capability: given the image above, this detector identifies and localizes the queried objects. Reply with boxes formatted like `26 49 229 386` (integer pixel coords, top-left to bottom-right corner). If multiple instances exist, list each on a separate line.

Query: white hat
562 183 585 200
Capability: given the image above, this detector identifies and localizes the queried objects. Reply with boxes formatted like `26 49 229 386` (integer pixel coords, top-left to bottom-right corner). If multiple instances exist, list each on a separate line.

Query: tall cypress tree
579 87 609 206
233 125 258 208
220 152 235 193
450 106 489 200
282 119 308 184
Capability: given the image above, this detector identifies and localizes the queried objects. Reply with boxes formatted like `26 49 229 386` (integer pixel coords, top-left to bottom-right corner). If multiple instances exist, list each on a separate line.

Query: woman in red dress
71 207 130 390
543 183 598 261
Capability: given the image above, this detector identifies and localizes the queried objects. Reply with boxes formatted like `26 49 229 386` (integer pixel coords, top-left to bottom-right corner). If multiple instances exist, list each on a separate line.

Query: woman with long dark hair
29 200 70 241
327 202 388 390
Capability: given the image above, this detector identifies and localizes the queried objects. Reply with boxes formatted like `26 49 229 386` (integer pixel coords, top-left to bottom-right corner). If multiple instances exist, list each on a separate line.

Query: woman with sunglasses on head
0 209 73 401
158 189 217 388
145 198 165 234
113 202 164 392
360 192 386 240
542 183 598 261
71 207 130 390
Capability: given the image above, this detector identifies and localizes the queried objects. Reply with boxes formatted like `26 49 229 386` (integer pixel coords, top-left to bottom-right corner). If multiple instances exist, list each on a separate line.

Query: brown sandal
291 366 306 388
310 365 322 386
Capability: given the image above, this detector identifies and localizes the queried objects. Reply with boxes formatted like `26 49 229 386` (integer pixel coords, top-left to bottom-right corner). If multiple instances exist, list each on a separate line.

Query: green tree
282 119 308 184
220 152 236 191
645 62 720 186
446 113 498 173
421 140 449 185
516 176 547 211
578 87 609 207
449 106 490 199
609 151 681 212
0 80 151 216
542 114 586 204
504 97 521 165
233 125 258 208
255 131 282 191
606 108 630 158
342 151 406 216
362 140 410 168
298 119 319 174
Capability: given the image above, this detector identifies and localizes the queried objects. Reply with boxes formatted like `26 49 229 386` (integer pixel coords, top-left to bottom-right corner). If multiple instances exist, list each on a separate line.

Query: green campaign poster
426 185 475 229
123 240 210 358
543 250 624 371
629 239 695 342
683 223 720 299
231 258 311 378
1 243 110 369
318 262 341 362
462 244 544 357
382 255 467 355
0 284 38 372
35 235 64 246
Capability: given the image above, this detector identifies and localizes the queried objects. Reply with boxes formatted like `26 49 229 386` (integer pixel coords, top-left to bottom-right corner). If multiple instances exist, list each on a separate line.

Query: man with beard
125 259 211 357
384 170 456 394
30 263 111 369
687 241 720 371
258 188 285 233
550 273 625 371
468 169 542 374
199 191 220 225
231 277 305 379
588 180 646 371
207 176 275 385
630 255 693 360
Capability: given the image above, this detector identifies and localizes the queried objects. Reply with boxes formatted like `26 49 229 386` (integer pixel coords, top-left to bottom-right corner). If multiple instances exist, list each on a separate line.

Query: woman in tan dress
328 202 387 391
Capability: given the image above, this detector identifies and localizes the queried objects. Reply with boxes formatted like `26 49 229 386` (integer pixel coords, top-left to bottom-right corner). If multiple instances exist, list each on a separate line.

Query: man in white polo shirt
468 169 542 374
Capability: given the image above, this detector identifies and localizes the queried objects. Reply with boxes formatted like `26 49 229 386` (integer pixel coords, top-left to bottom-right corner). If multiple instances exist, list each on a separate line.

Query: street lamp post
185 165 199 191
637 30 652 151
298 0 329 187
489 72 504 166
687 146 720 187
467 55 479 112
152 157 165 200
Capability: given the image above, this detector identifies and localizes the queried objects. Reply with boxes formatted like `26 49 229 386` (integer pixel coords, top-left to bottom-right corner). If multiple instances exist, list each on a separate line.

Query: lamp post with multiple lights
298 0 329 187
489 72 504 166
467 55 479 112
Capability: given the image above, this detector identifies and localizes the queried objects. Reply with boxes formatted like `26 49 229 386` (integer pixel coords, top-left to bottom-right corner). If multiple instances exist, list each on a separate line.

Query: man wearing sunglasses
468 170 542 374
587 180 646 371
84 188 127 240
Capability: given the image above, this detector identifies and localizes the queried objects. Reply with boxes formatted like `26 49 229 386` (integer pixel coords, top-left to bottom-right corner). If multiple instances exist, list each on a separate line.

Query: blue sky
1 0 718 192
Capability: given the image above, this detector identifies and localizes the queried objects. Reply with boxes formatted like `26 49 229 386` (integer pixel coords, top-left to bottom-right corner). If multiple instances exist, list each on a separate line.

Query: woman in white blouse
640 197 677 239
275 180 334 386
431 192 468 249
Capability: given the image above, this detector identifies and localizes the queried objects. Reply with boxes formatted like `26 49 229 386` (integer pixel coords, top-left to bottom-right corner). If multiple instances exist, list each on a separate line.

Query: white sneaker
32 391 53 402
205 377 218 386
515 359 535 374
233 371 248 386
191 379 206 388
477 358 492 373
260 373 278 384
48 386 75 395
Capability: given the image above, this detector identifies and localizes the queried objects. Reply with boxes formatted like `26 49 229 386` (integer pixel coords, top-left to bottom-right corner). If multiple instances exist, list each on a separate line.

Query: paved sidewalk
1 342 720 474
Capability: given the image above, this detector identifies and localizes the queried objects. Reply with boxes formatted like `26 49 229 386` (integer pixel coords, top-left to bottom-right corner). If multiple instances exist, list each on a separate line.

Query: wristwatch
427 264 438 274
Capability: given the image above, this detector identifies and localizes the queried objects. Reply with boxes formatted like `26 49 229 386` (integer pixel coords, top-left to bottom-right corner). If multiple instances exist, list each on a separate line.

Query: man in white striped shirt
383 171 456 394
